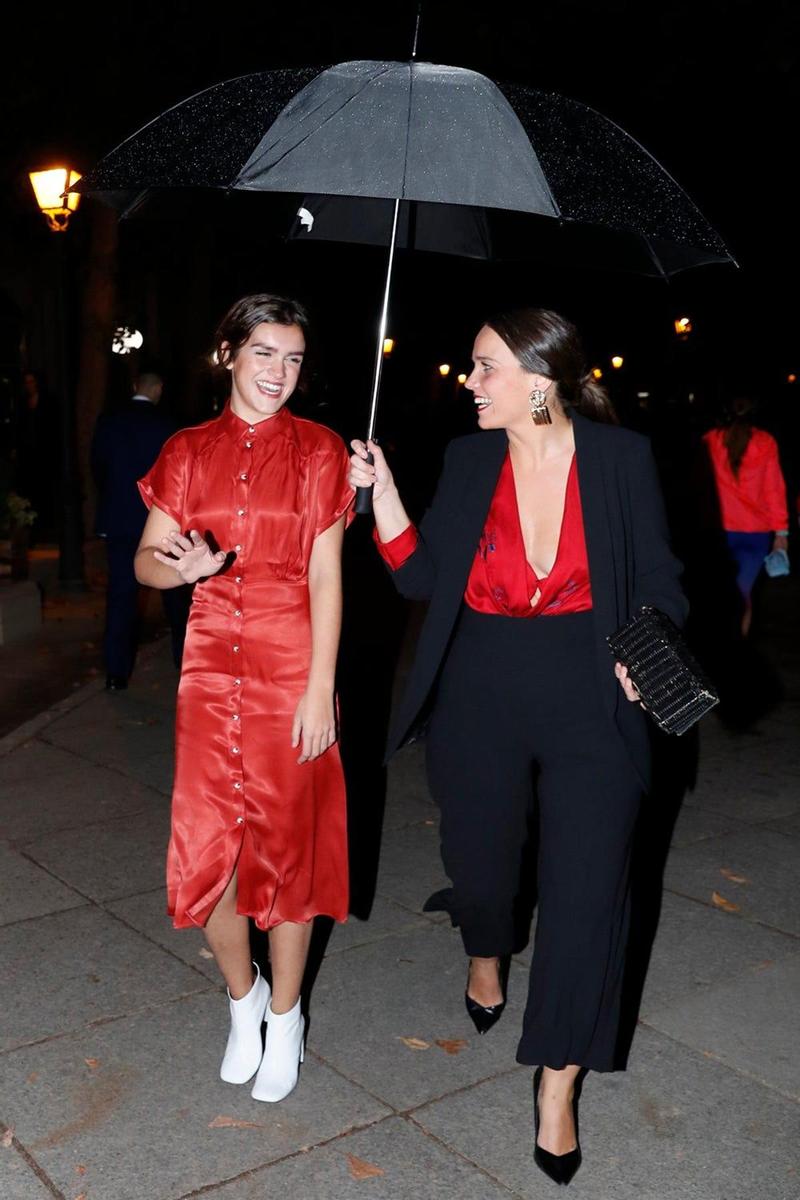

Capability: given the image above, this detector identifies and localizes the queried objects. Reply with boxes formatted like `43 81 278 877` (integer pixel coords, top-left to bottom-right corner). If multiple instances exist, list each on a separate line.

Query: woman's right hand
349 439 395 504
153 529 227 584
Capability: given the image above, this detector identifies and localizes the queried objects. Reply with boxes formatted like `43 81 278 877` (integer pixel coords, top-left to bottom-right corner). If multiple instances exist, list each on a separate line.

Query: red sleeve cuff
373 522 419 570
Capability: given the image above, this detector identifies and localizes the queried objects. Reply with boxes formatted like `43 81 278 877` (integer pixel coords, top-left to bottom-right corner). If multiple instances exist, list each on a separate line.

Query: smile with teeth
256 381 282 396
474 396 492 410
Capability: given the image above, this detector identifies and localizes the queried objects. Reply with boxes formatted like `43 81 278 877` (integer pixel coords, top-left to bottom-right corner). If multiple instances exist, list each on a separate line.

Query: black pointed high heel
533 1066 582 1186
464 957 507 1035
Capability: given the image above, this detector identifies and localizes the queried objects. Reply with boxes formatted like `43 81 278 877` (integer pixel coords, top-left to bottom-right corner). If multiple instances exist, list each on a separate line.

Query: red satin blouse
376 450 592 617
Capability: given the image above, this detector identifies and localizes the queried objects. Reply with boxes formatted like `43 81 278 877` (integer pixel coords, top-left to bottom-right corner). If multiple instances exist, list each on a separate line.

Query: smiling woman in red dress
135 295 354 1103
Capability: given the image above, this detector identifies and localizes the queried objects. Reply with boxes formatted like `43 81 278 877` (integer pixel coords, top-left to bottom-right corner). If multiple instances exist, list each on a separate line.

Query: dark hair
721 395 755 477
484 307 617 424
214 294 312 393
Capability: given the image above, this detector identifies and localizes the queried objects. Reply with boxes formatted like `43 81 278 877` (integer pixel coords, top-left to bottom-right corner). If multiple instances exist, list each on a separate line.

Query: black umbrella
79 58 735 509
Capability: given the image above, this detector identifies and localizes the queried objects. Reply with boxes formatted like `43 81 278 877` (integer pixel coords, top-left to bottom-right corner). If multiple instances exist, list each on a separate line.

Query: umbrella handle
354 449 375 515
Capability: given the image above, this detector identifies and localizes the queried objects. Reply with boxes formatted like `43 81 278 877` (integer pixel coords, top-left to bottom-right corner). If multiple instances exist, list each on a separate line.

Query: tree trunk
76 202 119 539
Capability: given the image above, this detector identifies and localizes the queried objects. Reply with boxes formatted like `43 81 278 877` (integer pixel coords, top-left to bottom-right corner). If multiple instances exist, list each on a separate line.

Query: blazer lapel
442 429 507 599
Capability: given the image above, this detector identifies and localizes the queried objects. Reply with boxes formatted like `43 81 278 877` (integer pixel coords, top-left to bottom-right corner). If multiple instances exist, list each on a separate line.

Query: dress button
245 441 252 448
236 816 244 824
235 576 242 584
237 509 246 517
234 678 241 686
240 473 248 480
234 782 241 790
233 645 240 653
235 544 242 552
234 609 242 617
248 426 255 434
231 746 240 754
232 713 240 721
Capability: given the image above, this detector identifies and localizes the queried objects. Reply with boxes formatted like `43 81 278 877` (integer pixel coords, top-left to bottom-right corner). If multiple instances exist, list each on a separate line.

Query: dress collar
219 401 291 441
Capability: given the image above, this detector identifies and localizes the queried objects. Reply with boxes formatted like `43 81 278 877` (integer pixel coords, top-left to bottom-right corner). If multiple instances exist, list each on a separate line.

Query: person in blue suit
91 372 190 688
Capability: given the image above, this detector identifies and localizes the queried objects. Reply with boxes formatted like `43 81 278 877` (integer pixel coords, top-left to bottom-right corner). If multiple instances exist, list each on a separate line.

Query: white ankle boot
250 998 305 1102
219 963 270 1084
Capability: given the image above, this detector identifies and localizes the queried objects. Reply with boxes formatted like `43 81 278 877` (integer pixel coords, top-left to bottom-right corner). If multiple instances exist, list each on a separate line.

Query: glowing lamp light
383 338 395 356
457 373 468 385
112 327 144 356
674 316 693 336
788 374 797 384
611 356 624 370
29 167 82 232
438 363 451 377
591 367 603 381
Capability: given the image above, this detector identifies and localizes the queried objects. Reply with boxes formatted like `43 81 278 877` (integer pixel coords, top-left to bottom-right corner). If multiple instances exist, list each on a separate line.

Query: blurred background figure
703 395 789 636
91 371 190 688
14 369 58 542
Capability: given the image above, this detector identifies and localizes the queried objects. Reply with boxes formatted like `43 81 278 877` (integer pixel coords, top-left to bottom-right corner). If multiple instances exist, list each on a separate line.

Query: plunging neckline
509 451 576 584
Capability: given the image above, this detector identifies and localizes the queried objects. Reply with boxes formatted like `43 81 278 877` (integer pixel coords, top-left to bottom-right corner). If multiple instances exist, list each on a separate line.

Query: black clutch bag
606 606 718 736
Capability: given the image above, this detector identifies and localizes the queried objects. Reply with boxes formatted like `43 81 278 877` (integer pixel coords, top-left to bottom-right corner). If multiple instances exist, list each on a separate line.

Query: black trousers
425 607 642 1072
104 536 190 678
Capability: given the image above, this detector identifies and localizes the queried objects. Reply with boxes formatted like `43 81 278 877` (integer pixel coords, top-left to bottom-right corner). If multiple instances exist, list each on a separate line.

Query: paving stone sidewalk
1 596 798 1200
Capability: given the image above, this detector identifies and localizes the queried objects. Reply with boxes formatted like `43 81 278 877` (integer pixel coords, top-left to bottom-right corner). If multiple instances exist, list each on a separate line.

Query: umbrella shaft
366 196 401 442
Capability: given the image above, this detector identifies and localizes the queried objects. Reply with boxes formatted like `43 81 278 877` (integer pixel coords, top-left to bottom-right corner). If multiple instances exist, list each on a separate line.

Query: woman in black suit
350 309 687 1186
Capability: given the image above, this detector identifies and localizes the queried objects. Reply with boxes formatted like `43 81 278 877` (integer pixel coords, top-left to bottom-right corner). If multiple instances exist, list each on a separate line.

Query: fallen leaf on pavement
435 1038 468 1055
27 1072 39 1084
75 1165 87 1175
199 948 215 960
347 1154 385 1180
2 1127 14 1147
397 1036 430 1051
75 1193 87 1200
208 1115 265 1130
84 1058 101 1071
711 891 740 913
720 868 749 884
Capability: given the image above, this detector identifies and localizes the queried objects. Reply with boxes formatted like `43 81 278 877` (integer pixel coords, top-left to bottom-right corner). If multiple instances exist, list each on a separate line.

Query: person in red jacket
703 397 789 635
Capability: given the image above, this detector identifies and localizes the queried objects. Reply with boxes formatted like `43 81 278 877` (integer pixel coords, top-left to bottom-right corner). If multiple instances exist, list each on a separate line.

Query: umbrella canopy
79 59 735 277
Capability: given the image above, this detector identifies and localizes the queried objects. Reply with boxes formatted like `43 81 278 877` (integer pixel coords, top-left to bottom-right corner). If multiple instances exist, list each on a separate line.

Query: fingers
297 725 337 764
161 530 203 557
614 662 641 703
153 550 181 569
291 708 302 749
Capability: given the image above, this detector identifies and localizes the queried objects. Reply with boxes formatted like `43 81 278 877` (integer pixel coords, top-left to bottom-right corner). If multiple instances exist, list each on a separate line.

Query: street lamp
28 163 85 588
674 316 693 337
457 373 467 385
383 337 395 357
611 356 624 370
29 168 81 233
438 363 451 377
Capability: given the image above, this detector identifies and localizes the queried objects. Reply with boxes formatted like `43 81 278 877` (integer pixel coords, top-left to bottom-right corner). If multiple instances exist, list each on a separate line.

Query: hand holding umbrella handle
354 449 375 515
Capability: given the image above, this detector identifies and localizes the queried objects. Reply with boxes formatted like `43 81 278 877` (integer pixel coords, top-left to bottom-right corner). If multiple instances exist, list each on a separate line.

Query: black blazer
384 410 688 791
91 401 177 539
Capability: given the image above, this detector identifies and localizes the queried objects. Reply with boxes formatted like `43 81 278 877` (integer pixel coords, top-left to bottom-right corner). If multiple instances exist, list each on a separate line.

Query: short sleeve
314 443 356 537
137 434 187 527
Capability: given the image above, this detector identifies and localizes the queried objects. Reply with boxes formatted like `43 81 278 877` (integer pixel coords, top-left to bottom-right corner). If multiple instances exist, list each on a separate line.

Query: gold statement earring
529 387 552 426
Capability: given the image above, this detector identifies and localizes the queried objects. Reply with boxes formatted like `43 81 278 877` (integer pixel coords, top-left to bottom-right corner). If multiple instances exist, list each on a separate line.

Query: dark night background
1 0 798 520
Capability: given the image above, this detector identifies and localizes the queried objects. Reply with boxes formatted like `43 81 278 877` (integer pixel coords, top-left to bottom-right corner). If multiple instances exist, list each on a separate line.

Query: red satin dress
138 403 354 932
